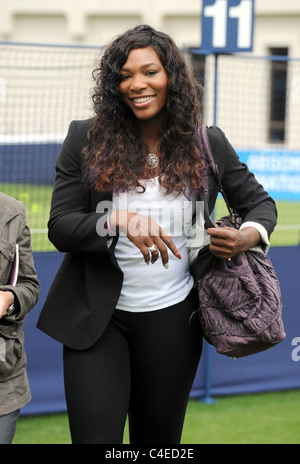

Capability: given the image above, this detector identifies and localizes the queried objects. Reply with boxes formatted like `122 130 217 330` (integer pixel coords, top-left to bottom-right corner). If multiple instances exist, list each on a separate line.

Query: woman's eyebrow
140 63 160 69
121 63 161 72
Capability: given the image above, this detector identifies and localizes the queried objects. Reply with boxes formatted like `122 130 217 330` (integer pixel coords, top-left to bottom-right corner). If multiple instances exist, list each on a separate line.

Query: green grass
215 199 300 247
1 183 299 251
0 183 55 252
12 391 300 444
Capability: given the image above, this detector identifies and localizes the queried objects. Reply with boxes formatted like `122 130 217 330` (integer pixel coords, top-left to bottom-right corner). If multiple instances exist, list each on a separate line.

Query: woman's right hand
109 210 181 268
0 291 14 319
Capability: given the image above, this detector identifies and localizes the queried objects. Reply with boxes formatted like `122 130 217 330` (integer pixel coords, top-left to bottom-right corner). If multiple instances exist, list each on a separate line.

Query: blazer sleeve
48 120 111 253
207 126 278 238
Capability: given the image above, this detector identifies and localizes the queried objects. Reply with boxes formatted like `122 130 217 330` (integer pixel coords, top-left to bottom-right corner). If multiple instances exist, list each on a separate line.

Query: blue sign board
238 149 300 201
201 0 255 53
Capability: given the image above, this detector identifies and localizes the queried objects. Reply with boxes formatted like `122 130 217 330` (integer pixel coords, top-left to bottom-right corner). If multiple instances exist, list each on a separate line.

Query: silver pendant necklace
147 152 159 169
146 140 161 169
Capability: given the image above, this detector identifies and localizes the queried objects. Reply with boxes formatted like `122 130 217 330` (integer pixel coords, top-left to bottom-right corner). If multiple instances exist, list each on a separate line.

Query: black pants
63 290 202 444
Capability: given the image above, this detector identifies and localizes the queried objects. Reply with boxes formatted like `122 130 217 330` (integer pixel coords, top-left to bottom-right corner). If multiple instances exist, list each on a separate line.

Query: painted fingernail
176 252 182 259
164 263 169 269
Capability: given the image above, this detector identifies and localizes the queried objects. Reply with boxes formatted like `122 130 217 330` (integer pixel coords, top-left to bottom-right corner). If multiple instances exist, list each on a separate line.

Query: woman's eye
120 75 131 81
146 71 158 77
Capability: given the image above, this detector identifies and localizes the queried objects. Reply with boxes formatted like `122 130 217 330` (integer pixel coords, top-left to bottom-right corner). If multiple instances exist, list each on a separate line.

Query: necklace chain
148 140 161 154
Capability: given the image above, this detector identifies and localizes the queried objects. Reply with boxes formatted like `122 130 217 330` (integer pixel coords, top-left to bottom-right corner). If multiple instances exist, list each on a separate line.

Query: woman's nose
130 74 147 92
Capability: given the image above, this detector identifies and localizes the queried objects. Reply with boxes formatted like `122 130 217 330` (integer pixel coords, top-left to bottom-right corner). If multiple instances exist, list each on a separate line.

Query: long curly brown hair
83 25 206 197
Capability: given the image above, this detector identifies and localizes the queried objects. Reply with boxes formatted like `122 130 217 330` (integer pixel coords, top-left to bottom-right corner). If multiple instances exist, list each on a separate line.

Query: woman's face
119 46 168 123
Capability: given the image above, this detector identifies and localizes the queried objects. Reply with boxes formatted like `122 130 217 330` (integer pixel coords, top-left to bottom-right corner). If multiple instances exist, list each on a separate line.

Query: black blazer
37 118 277 350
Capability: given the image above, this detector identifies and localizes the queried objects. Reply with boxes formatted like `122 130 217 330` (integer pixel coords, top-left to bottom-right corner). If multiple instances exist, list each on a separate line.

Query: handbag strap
200 125 237 226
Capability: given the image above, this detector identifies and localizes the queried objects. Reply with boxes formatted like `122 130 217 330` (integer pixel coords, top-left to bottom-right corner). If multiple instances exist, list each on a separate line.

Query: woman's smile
130 95 156 108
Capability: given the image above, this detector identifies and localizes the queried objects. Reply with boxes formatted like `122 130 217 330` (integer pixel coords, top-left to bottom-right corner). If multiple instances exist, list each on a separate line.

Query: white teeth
132 96 154 103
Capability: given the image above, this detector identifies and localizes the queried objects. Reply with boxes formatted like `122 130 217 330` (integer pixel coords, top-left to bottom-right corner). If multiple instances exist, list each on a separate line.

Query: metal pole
199 53 219 405
213 53 219 126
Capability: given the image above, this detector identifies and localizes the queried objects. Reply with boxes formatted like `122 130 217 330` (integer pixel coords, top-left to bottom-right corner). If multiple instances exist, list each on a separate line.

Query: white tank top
113 177 195 312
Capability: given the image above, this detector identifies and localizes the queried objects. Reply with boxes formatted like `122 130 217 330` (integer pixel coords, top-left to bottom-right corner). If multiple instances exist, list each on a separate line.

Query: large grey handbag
195 126 286 358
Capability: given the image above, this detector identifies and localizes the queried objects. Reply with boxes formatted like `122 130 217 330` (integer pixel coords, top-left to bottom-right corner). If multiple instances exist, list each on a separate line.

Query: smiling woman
37 24 277 445
119 47 168 124
119 47 169 174
83 25 205 195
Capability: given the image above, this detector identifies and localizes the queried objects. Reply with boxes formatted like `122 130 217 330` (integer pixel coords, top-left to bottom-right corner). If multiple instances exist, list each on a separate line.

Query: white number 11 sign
201 0 255 53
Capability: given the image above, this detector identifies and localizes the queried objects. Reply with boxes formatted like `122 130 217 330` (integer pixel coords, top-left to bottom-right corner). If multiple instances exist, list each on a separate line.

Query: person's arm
0 291 14 319
48 120 111 253
0 204 40 322
207 225 261 260
206 127 277 259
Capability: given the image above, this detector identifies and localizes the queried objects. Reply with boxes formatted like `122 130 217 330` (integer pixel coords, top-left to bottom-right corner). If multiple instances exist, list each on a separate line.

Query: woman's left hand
0 291 14 319
206 226 261 260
